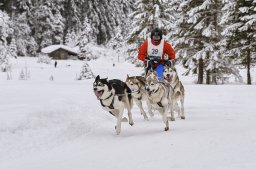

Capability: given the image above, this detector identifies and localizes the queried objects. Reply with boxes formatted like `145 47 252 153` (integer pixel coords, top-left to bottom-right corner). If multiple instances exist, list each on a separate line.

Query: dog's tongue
94 90 102 100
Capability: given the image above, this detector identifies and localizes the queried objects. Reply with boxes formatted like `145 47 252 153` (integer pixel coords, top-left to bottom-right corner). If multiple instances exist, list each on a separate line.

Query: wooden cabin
41 45 80 60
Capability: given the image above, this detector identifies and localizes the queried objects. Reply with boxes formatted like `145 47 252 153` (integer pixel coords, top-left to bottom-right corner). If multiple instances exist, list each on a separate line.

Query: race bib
147 38 164 59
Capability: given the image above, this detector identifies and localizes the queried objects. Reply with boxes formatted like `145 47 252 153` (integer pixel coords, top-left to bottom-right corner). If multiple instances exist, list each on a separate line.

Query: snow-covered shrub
0 39 10 72
19 69 25 80
78 44 98 61
19 67 30 80
77 61 95 80
8 38 17 58
49 75 54 81
7 71 12 80
37 53 52 64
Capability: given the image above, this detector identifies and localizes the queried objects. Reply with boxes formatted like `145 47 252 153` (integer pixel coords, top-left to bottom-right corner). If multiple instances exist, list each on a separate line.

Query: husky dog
163 62 185 120
125 75 153 120
93 75 134 135
145 71 170 131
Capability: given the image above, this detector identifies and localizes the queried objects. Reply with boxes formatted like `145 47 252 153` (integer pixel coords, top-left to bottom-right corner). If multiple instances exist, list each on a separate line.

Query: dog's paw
115 126 121 135
167 117 175 121
143 116 149 121
149 112 154 117
116 129 121 135
129 122 134 126
164 127 169 131
181 116 185 120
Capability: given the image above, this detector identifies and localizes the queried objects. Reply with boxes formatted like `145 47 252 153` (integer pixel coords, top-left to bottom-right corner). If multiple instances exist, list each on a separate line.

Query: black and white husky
93 75 134 135
125 75 153 120
145 71 170 131
163 62 185 120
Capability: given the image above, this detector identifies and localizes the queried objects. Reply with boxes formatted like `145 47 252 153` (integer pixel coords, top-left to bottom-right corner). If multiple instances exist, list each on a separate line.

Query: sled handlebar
145 56 174 68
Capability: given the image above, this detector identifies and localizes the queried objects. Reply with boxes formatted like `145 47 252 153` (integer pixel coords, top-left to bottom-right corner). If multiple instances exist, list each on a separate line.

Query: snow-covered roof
41 45 80 54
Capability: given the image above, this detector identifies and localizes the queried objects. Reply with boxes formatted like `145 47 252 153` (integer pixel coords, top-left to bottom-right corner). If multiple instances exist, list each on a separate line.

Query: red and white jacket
138 38 176 67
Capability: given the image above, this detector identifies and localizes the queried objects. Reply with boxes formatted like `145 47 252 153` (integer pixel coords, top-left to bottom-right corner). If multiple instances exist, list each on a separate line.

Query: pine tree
63 0 84 37
127 0 173 62
0 10 11 72
79 17 94 51
29 0 66 50
52 10 65 44
19 69 25 80
65 30 79 47
9 38 17 58
12 12 38 56
0 40 8 71
77 61 95 80
174 0 231 84
221 0 256 84
2 0 137 54
128 0 169 44
108 27 124 50
85 0 134 45
0 10 11 45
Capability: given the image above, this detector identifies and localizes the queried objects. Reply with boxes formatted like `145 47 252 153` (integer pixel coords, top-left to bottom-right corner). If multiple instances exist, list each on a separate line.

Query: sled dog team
93 62 185 135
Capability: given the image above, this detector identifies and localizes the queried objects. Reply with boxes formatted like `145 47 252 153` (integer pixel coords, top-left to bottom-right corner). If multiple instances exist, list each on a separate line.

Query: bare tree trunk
212 69 217 85
206 70 210 84
247 49 251 85
152 0 156 28
198 58 204 84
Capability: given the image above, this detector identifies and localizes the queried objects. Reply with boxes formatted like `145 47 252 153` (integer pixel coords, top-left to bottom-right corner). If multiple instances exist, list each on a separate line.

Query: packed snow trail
1 57 256 170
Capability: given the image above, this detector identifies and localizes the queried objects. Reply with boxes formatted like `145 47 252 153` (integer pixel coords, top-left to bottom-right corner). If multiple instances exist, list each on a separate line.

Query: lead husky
125 75 153 120
93 75 134 135
145 71 170 131
163 62 185 120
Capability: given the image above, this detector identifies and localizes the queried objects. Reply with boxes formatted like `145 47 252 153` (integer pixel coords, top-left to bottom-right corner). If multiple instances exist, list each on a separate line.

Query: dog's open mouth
165 75 173 82
148 90 154 96
94 90 103 100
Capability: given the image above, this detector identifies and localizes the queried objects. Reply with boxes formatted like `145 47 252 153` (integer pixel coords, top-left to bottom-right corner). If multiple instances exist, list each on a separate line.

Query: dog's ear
102 77 108 83
95 75 100 81
170 60 175 69
165 60 172 67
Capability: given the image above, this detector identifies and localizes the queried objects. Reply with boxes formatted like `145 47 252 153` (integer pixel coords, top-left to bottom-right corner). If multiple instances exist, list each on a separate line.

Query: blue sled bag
156 64 164 81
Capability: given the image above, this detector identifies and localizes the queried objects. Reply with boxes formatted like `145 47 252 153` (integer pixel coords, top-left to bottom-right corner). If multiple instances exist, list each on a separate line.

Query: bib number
152 49 158 54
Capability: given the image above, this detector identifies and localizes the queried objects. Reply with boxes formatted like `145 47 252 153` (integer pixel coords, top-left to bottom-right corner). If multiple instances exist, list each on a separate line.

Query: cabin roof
41 45 80 55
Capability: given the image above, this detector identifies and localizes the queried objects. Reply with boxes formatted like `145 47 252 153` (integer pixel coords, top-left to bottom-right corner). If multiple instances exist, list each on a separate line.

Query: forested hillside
0 0 255 84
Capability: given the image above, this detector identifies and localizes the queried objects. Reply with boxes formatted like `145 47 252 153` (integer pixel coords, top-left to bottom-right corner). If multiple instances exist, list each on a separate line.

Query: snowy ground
0 57 256 170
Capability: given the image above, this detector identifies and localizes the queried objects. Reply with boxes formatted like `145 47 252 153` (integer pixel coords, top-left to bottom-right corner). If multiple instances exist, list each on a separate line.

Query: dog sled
144 56 173 81
93 56 185 135
144 56 185 121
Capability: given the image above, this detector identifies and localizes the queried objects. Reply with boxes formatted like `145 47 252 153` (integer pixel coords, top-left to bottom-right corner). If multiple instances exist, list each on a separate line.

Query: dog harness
153 88 164 107
100 92 115 109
